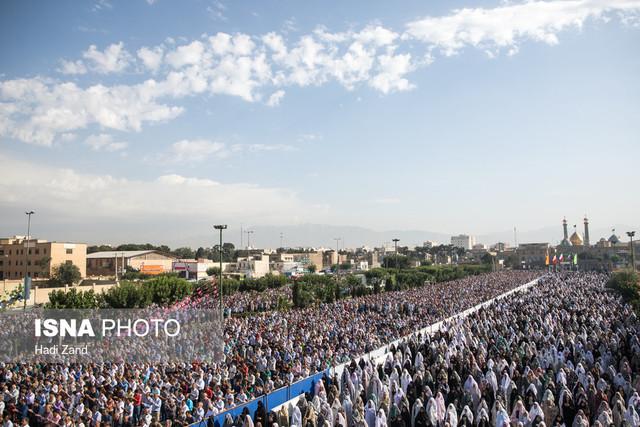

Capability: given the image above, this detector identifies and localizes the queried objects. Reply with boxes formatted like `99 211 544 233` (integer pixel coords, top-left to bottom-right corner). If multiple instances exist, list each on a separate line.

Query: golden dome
570 231 583 246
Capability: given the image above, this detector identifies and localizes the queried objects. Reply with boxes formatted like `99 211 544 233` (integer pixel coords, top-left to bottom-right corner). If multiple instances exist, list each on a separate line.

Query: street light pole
24 211 35 311
214 225 227 317
392 238 400 274
627 231 636 271
333 238 341 274
245 230 254 251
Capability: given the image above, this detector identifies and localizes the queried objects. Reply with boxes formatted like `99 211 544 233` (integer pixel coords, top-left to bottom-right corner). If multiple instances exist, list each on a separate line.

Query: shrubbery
45 275 192 309
47 288 103 309
607 270 640 313
43 264 493 310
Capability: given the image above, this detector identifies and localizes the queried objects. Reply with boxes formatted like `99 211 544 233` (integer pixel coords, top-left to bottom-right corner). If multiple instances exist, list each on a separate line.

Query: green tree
143 276 193 306
385 255 410 269
292 281 315 308
206 266 221 276
173 247 195 259
87 245 114 254
46 288 103 309
481 253 494 265
35 256 52 276
103 282 151 308
50 263 82 286
307 264 317 273
211 243 236 262
607 270 639 302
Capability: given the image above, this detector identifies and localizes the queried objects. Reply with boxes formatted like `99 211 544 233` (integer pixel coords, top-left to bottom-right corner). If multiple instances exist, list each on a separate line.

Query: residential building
491 242 509 252
86 250 175 277
366 251 381 269
451 234 476 250
0 236 87 280
237 254 270 278
172 259 218 281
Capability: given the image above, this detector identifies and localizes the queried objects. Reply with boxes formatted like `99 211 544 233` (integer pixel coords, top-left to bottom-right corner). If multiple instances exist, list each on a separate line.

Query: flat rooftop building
86 250 175 277
0 236 87 280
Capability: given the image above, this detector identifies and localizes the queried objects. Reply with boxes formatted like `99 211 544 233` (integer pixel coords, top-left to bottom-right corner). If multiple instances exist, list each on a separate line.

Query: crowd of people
0 270 546 426
280 273 640 427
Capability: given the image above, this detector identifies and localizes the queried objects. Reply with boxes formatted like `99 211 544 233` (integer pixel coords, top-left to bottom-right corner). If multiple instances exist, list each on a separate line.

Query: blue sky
1 0 639 247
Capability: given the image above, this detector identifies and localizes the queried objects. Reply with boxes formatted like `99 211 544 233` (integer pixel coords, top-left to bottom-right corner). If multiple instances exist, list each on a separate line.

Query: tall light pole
392 238 400 273
333 238 341 274
214 225 227 316
627 231 636 271
280 232 284 250
24 211 35 311
245 230 254 251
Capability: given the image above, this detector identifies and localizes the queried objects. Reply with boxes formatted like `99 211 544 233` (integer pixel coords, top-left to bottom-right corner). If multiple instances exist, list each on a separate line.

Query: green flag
573 253 578 265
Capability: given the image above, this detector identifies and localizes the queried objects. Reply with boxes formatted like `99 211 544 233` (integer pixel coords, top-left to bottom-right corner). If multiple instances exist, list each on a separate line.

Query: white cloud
297 133 322 142
354 25 398 46
137 46 164 72
168 139 226 161
92 0 112 12
152 139 296 163
0 153 306 223
3 1 640 146
165 40 206 68
58 59 87 75
404 0 640 56
266 90 285 106
83 42 132 73
207 0 227 22
231 143 296 153
0 77 183 145
59 132 77 142
369 53 415 94
84 133 128 152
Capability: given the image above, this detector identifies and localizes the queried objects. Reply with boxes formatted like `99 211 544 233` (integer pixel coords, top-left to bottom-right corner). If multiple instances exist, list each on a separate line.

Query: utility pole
214 225 228 317
23 211 34 311
627 231 636 271
333 238 341 274
280 232 284 250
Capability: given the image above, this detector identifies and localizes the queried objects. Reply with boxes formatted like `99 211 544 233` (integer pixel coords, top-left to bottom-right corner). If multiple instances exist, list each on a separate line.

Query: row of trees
46 276 192 309
87 243 239 262
290 265 490 308
43 263 490 310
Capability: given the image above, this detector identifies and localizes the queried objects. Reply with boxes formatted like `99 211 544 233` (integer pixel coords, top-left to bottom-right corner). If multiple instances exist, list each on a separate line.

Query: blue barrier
288 370 327 400
265 386 289 410
212 396 265 427
195 368 331 427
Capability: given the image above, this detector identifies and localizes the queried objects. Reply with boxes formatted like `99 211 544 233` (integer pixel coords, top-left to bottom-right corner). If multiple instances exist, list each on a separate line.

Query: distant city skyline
1 0 639 241
0 218 636 250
